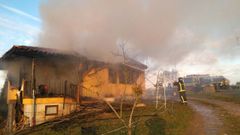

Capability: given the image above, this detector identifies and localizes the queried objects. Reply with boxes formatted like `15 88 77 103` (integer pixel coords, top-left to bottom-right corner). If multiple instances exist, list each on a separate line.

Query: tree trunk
128 99 137 135
128 127 132 135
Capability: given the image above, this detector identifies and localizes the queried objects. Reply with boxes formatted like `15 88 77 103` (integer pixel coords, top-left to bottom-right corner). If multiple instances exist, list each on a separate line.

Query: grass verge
16 101 194 135
188 89 240 104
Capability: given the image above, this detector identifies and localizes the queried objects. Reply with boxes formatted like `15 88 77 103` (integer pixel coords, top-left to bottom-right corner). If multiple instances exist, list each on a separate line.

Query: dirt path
185 106 205 135
188 101 223 135
170 96 224 135
188 97 240 135
190 97 240 117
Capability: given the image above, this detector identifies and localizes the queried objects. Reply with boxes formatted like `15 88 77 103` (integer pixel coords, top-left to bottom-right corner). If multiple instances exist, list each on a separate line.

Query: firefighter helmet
178 77 184 83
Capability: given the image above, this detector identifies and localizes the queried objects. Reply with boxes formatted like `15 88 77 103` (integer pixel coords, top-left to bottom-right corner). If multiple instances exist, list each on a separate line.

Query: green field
188 89 240 104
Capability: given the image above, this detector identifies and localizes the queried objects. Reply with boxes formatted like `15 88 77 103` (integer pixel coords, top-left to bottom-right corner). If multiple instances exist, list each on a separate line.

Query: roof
1 45 83 60
124 57 147 70
1 45 147 70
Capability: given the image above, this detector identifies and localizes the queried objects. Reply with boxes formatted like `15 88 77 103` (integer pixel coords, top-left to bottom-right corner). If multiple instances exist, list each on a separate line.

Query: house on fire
0 45 147 131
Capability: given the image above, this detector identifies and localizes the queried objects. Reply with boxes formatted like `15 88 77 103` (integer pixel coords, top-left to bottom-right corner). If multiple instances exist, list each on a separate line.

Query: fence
23 80 77 99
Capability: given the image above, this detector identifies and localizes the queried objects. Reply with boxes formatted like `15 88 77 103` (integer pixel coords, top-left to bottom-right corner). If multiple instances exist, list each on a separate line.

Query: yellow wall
82 67 145 98
23 97 77 126
7 81 78 127
7 88 17 104
23 97 76 104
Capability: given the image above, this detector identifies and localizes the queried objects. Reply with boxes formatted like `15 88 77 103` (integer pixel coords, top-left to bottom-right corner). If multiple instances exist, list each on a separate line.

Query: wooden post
31 58 36 126
77 84 80 104
162 76 167 109
163 85 167 109
155 72 160 109
7 104 13 133
63 80 67 115
7 80 14 133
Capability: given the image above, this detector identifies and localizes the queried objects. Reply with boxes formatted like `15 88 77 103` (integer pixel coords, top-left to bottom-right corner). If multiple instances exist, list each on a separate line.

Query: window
118 66 141 84
109 68 117 83
118 66 128 84
45 105 58 116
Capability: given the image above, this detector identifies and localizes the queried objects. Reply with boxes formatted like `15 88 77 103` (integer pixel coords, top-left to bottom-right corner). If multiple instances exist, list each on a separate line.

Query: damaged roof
124 57 147 70
1 45 83 60
1 45 147 70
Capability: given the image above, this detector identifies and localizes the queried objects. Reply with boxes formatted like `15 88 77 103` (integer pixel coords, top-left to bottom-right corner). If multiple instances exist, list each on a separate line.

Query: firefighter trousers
179 92 187 103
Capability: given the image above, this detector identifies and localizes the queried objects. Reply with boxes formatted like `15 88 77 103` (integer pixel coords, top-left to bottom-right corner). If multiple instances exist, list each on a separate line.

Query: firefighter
173 77 187 104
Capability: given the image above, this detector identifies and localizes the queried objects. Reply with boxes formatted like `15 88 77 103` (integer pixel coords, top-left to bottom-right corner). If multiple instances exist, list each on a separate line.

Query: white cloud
0 15 40 54
0 17 40 36
23 39 33 45
0 3 41 22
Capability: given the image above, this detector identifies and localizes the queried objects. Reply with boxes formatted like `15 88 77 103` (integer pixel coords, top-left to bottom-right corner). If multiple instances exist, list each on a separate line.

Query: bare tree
86 69 143 135
84 41 144 135
118 41 128 118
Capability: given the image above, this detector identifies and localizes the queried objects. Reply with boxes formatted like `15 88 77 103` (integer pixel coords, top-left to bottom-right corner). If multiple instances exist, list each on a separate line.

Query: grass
188 89 240 104
17 101 194 135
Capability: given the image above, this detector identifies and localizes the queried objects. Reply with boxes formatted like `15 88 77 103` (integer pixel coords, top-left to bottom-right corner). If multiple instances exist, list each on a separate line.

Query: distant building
183 77 198 87
236 82 240 88
184 74 211 87
183 74 230 91
211 76 227 83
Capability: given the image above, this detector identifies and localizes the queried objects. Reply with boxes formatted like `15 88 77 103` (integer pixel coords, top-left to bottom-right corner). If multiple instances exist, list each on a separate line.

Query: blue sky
0 0 42 89
0 0 41 56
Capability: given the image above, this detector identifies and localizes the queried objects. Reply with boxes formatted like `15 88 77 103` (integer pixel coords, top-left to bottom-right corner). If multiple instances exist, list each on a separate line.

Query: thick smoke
38 0 240 65
38 0 192 64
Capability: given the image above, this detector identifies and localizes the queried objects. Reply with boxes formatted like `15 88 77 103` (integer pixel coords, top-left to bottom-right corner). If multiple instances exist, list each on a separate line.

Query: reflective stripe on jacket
179 82 186 92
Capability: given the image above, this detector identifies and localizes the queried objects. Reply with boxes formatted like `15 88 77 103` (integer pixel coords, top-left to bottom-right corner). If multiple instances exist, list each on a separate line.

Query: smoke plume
38 0 240 69
38 0 192 64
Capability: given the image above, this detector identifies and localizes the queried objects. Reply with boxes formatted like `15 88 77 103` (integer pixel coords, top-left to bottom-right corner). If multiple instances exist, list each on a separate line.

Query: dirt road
170 95 224 135
188 101 223 135
191 98 240 117
188 97 240 135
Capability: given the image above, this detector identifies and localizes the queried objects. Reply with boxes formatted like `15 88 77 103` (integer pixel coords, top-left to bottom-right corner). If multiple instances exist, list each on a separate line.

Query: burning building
0 45 147 131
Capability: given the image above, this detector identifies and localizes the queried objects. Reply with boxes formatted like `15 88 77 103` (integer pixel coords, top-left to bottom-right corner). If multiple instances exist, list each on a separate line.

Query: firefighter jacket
174 82 186 93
